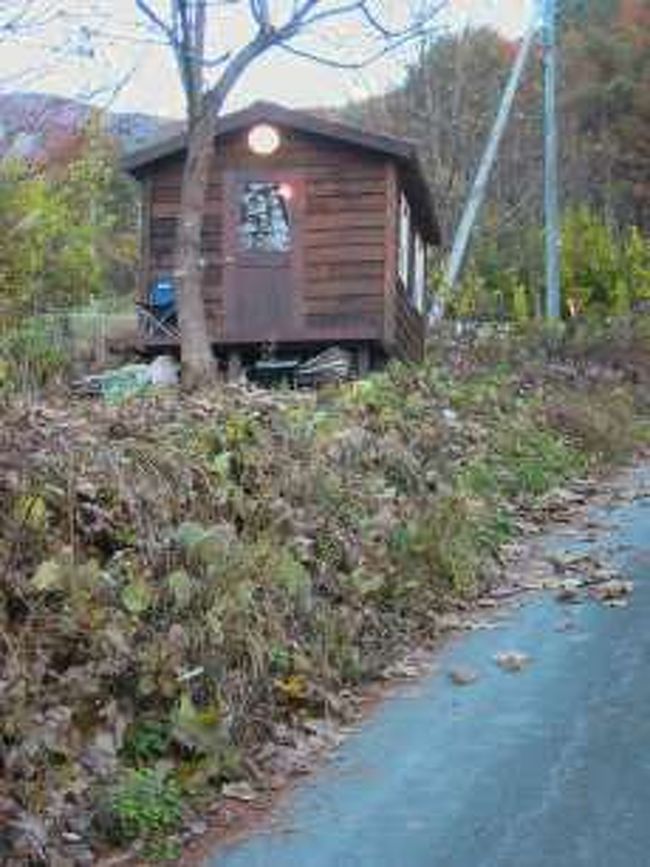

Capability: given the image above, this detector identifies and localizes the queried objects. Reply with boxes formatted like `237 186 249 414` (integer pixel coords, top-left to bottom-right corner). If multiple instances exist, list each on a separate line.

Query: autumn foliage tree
343 0 649 317
0 117 137 324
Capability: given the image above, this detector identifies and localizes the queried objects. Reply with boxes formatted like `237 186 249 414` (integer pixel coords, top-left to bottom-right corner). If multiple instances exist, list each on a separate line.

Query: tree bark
175 110 218 386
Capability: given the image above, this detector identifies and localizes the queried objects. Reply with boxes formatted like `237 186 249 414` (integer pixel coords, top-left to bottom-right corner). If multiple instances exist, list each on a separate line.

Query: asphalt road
209 468 650 867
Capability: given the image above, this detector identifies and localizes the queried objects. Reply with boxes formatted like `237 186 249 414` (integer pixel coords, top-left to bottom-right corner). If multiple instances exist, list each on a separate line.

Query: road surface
209 468 650 867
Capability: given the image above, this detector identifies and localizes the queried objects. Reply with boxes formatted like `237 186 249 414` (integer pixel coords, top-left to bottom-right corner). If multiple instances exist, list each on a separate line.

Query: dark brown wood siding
383 163 425 363
140 125 426 358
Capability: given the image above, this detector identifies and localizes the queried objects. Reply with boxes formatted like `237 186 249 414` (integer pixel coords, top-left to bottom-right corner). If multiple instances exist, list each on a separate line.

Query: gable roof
124 100 439 243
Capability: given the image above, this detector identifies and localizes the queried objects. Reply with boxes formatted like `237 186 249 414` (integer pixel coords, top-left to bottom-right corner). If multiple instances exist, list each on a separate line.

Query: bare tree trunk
175 110 217 386
172 21 270 387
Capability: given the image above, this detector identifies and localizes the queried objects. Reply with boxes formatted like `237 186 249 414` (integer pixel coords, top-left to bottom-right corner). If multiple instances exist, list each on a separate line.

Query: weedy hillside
1 319 649 864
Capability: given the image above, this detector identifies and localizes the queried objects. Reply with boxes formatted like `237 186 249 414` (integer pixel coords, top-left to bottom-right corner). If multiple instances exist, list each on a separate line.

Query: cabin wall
142 128 390 347
383 164 425 363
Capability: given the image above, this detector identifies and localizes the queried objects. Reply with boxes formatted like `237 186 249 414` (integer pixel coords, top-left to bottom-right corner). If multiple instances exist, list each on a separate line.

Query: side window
398 193 411 289
239 181 291 252
413 233 427 314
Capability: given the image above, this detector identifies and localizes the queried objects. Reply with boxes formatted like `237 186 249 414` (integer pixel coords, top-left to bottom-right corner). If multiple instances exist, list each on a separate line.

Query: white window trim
413 233 426 314
398 194 411 289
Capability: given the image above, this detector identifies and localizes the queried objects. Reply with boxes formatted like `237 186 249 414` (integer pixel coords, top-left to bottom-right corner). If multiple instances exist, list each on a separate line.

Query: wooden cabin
125 101 439 370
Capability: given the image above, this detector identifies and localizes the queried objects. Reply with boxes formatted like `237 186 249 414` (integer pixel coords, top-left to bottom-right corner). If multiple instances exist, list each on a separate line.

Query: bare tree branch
249 0 271 32
297 1 364 30
133 0 175 42
278 3 447 71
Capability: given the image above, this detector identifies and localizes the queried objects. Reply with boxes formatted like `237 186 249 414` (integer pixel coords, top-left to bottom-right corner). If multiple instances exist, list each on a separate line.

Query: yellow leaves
29 548 76 593
224 413 256 448
32 558 64 591
14 493 48 531
274 674 309 703
173 692 223 753
177 693 221 729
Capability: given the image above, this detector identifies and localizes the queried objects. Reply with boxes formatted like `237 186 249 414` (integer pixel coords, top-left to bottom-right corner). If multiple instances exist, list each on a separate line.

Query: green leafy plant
461 422 585 499
105 767 182 850
121 721 172 766
387 494 488 602
0 317 72 395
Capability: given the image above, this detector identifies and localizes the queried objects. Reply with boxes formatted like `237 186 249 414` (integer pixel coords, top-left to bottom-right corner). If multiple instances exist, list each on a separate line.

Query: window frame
237 180 293 255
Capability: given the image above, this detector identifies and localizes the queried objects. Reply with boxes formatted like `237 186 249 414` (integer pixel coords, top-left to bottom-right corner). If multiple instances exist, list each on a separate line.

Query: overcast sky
0 0 533 118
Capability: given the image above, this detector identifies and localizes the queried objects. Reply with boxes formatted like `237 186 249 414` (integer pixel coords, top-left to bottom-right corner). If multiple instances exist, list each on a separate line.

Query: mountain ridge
0 91 183 162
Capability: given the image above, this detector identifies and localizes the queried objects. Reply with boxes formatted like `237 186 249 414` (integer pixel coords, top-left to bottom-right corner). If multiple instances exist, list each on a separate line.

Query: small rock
448 667 479 686
222 781 257 802
494 651 531 673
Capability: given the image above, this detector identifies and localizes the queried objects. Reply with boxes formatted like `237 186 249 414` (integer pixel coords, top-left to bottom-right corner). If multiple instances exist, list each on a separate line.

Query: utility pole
443 11 537 294
542 0 561 318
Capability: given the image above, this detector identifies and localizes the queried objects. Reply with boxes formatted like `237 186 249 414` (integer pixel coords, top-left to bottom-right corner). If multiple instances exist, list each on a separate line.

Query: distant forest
339 0 649 313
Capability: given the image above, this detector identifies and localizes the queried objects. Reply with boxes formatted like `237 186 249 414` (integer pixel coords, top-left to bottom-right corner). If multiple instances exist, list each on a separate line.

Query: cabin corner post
138 174 152 307
383 163 398 354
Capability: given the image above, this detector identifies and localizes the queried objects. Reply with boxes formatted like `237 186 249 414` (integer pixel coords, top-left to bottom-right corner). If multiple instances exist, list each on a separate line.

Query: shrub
99 767 182 853
460 420 586 499
386 494 491 606
544 388 636 460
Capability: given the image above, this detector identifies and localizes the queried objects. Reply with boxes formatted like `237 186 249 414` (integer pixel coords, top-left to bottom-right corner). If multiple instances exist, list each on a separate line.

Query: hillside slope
1 320 649 864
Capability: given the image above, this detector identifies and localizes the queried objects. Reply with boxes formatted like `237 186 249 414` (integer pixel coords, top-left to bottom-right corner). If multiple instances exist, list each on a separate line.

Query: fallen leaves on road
544 549 635 609
448 667 479 686
589 579 634 603
494 651 532 673
556 579 585 604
